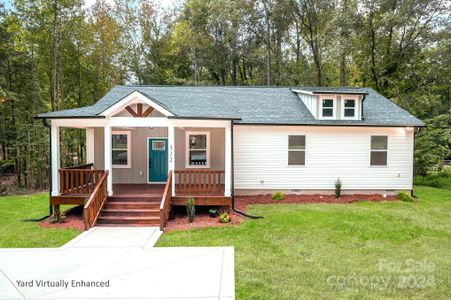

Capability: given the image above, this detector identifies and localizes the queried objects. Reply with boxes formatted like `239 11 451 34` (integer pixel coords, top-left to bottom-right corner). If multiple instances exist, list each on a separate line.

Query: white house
37 86 424 229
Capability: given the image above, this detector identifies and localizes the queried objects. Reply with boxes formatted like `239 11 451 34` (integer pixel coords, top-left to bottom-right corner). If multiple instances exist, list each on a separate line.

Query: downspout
230 120 263 219
361 94 366 120
42 118 53 216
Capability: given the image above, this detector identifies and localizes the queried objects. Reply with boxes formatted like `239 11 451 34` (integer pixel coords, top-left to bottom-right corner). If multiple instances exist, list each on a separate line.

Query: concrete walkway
0 227 235 300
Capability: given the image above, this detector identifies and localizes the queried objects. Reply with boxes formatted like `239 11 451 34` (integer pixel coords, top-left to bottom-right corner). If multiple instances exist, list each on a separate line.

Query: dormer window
343 99 356 117
319 95 336 119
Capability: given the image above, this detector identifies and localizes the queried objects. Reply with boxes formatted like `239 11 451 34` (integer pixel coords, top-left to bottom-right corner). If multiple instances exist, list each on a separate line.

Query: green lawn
0 193 80 247
157 186 451 299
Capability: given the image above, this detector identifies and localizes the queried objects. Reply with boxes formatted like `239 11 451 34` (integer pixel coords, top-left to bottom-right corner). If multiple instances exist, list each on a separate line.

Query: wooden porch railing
83 171 108 230
160 170 173 231
59 166 105 195
64 163 94 170
174 169 224 195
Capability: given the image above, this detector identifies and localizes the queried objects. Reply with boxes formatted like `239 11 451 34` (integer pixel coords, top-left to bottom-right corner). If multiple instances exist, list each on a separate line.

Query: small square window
152 141 166 151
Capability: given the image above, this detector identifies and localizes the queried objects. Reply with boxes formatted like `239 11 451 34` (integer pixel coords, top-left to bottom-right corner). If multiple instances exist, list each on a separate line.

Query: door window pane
152 141 166 151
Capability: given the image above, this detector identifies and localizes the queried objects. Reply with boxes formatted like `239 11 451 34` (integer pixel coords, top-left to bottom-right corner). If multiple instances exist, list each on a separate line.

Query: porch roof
37 86 424 127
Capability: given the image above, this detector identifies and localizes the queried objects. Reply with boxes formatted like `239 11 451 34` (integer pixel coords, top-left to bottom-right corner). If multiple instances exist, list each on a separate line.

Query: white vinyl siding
234 126 414 191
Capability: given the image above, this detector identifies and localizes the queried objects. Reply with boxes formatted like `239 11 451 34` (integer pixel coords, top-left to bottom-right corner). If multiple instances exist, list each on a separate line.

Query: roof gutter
168 116 242 121
34 115 106 120
233 122 426 128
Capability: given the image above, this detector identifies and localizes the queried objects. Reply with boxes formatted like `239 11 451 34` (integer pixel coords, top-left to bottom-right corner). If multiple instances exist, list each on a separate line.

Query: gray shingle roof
37 86 424 126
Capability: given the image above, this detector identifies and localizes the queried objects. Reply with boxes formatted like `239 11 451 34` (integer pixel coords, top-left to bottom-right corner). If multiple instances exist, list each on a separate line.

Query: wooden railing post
160 171 173 231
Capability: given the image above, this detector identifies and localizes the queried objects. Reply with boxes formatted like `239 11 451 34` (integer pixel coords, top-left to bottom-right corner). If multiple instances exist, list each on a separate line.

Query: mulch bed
234 194 397 211
38 194 398 232
39 205 84 231
165 207 244 232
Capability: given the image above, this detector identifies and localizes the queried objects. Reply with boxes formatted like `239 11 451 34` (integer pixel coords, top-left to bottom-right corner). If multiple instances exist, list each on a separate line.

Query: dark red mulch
39 205 84 231
165 210 244 232
235 194 397 211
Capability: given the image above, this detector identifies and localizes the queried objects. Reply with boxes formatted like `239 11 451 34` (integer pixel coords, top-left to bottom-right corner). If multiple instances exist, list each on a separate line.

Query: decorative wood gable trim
124 103 155 118
100 91 174 117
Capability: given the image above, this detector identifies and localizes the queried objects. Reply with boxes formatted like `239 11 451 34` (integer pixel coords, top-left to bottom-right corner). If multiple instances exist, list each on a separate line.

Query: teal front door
148 138 168 182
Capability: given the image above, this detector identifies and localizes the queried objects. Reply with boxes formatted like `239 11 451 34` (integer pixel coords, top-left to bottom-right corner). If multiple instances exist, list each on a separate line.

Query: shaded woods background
0 0 449 193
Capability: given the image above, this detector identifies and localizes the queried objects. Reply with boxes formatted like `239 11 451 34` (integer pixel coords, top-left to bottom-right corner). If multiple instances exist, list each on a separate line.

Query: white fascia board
53 118 107 127
109 117 171 127
100 91 175 117
171 119 231 128
291 89 314 95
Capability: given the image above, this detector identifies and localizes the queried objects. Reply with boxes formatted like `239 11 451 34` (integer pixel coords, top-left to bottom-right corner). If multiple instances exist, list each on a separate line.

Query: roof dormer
292 88 367 121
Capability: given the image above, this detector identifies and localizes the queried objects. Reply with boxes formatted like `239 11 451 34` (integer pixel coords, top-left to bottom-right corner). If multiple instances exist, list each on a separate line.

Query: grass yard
157 186 451 299
0 193 80 247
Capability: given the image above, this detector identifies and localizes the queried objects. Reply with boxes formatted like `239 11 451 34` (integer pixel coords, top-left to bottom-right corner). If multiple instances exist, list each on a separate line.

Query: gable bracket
124 104 155 118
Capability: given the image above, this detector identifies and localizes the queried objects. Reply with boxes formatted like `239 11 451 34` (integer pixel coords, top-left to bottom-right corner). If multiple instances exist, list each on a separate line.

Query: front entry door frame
147 137 169 184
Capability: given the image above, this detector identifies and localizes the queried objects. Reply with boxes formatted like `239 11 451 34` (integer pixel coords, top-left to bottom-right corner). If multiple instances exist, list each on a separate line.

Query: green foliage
272 191 285 201
0 193 79 247
414 169 451 190
334 178 342 198
415 114 451 176
218 209 231 223
186 197 195 223
397 191 413 202
158 186 451 299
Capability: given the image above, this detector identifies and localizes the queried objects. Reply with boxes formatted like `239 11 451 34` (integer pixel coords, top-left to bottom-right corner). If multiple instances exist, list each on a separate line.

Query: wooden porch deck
50 166 231 230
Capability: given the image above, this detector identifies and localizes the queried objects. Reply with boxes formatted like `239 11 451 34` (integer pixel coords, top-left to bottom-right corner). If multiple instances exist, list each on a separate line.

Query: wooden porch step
104 202 160 209
101 208 159 217
108 196 161 202
97 215 160 225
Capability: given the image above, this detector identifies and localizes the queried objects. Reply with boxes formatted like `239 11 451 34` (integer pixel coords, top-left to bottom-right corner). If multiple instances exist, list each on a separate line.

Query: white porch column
104 125 113 196
86 128 95 164
224 125 232 197
51 122 60 196
168 124 176 196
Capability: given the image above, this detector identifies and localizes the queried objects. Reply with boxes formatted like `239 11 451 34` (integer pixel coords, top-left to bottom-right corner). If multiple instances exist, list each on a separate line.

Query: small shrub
218 209 231 223
186 198 195 223
397 191 413 202
335 178 342 198
272 191 285 201
414 169 451 190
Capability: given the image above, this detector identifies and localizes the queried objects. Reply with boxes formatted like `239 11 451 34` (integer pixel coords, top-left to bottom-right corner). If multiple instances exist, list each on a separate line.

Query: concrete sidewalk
0 227 235 300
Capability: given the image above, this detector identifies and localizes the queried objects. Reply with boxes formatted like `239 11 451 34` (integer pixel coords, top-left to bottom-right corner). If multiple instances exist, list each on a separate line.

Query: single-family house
37 86 424 229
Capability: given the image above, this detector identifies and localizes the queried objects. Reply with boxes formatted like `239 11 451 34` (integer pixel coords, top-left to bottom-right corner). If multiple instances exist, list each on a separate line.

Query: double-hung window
288 135 306 165
186 131 210 168
343 99 356 118
112 131 131 168
370 136 388 166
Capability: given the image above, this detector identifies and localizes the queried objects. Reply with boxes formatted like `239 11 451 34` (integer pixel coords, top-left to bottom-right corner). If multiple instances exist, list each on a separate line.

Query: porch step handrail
83 170 109 230
160 170 173 231
175 169 224 195
59 168 105 195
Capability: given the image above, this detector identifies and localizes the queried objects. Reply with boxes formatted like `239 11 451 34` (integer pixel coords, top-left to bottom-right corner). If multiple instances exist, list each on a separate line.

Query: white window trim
112 131 131 168
287 135 306 167
319 95 337 120
185 131 210 168
341 95 359 120
369 135 388 167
